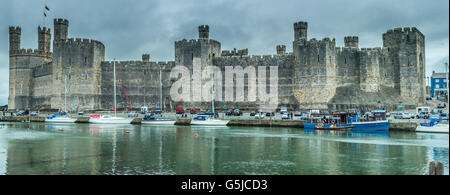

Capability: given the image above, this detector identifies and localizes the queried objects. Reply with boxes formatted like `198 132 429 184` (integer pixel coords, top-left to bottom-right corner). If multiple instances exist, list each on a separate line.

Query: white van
416 107 430 115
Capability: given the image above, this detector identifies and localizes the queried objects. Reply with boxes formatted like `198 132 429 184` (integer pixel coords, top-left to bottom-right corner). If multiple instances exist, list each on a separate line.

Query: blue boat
304 110 390 131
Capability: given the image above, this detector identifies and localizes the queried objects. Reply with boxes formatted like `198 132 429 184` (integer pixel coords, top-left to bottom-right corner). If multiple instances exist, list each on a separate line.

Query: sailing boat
45 75 77 123
190 71 229 126
89 60 133 124
142 67 176 125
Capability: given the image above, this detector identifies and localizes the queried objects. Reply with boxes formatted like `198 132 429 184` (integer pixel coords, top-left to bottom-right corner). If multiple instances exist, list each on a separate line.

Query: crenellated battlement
38 26 51 34
383 27 424 39
10 48 52 56
54 18 69 25
221 48 248 56
9 26 21 33
54 37 105 48
344 36 358 48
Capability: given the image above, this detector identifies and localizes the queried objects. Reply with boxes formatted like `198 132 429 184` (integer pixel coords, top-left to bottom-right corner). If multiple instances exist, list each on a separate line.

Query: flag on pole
113 106 116 111
45 5 50 11
44 13 47 17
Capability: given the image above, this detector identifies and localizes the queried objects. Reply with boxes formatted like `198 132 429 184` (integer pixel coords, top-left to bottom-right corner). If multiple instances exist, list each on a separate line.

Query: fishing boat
416 120 449 133
142 115 176 125
46 75 76 123
190 115 229 126
304 110 390 131
89 60 133 124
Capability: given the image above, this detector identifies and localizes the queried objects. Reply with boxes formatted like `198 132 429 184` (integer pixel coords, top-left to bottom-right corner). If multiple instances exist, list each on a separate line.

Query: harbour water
0 122 448 175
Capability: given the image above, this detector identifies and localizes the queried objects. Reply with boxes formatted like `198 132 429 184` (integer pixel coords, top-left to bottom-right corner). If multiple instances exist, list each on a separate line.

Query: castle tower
383 27 426 104
175 25 220 67
54 18 68 41
199 25 209 39
344 36 358 48
294 21 307 41
38 26 51 53
276 45 286 55
9 26 21 54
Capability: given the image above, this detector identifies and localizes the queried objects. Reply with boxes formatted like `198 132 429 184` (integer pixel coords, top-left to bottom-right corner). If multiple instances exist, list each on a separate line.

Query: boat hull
89 117 133 124
416 124 449 133
45 118 77 123
190 119 229 126
141 120 176 125
304 120 390 131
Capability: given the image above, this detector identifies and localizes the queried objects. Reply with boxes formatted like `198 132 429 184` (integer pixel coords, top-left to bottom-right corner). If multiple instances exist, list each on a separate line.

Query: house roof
431 72 448 79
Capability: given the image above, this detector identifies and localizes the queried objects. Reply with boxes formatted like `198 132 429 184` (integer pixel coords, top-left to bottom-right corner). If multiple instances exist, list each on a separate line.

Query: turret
344 36 358 48
9 26 21 54
294 21 307 41
54 18 69 41
38 26 51 53
199 25 209 39
142 53 150 62
276 45 286 55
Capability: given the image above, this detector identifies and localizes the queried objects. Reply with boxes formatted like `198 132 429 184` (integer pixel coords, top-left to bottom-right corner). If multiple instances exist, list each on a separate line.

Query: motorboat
190 115 229 126
142 115 175 125
416 121 449 133
89 115 133 124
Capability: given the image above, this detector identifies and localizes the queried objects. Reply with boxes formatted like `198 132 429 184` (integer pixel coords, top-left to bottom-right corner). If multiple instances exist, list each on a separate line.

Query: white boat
190 115 229 126
46 75 76 123
416 122 449 133
89 115 134 124
45 117 77 123
89 60 135 124
142 116 175 125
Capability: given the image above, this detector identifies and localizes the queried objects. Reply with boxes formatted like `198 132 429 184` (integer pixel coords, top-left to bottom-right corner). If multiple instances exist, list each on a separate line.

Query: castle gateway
8 18 426 112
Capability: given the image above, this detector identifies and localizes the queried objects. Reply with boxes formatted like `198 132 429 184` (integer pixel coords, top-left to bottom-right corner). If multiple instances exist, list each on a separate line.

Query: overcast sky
1 0 449 105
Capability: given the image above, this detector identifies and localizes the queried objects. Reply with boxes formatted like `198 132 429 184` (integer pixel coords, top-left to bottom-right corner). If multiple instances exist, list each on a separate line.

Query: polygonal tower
54 18 68 41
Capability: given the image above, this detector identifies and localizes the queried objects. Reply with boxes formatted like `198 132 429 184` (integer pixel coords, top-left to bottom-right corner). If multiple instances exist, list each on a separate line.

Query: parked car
16 110 29 116
225 109 233 116
437 103 446 108
233 109 243 116
30 111 39 116
394 113 410 119
189 108 197 114
265 112 275 117
250 111 257 116
254 113 265 119
416 112 429 119
406 112 415 119
78 111 84 116
430 114 441 121
280 107 288 114
281 113 289 119
440 111 449 119
426 95 432 100
294 111 302 116
299 113 308 120
386 112 391 118
128 111 139 117
176 106 184 114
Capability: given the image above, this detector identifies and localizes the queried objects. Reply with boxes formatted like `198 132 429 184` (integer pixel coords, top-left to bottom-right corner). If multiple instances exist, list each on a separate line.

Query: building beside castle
8 18 426 112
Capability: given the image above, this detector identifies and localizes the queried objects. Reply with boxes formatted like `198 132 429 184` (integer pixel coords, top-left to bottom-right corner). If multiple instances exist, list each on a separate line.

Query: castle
8 18 426 112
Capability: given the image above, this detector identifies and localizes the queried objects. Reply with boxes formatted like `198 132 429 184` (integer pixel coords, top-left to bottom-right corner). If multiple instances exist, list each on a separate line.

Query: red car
176 106 185 114
190 108 197 114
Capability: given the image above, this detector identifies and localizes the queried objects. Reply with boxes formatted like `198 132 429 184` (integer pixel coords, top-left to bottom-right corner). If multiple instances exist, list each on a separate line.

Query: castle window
191 53 194 61
329 56 332 64
304 56 307 64
317 55 320 63
68 75 71 80
84 57 88 65
344 58 347 65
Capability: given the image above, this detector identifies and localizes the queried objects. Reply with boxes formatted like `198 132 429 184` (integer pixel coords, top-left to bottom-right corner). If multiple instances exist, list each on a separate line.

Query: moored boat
45 113 77 123
89 115 133 124
190 115 229 126
142 115 175 125
416 121 449 133
304 110 390 131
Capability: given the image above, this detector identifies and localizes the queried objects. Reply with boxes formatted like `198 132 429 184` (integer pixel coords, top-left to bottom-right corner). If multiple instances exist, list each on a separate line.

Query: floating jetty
0 116 420 131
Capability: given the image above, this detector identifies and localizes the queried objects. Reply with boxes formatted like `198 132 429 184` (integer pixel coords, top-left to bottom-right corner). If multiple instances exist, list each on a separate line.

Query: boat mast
160 67 163 111
114 59 117 117
64 75 67 113
212 71 215 117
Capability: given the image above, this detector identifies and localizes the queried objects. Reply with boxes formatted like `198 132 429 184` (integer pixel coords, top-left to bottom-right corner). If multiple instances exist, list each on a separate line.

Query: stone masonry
8 18 426 112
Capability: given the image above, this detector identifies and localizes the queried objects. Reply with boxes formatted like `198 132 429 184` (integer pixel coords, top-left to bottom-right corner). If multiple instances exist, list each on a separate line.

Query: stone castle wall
8 18 427 112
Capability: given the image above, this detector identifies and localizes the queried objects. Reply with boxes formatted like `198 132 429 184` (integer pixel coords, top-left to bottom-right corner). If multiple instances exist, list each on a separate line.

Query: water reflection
304 129 390 137
0 122 448 175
